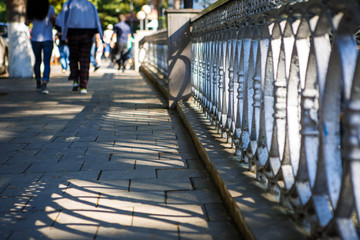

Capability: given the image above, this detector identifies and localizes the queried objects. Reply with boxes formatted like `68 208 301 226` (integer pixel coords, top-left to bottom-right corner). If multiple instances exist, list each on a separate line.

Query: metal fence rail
139 0 360 238
140 29 168 82
191 0 360 238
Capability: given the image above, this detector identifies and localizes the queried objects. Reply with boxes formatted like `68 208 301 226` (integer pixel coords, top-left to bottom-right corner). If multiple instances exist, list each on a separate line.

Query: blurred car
0 23 9 75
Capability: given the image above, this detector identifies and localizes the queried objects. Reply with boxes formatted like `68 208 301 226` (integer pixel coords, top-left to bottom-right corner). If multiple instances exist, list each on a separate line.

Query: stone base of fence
141 65 309 240
140 63 169 103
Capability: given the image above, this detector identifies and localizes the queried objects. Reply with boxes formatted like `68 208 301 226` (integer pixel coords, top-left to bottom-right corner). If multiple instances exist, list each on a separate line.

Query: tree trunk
6 0 33 78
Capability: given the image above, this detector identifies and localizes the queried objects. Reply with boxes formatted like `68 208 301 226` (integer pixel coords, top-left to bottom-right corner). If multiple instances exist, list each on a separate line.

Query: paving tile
99 169 155 180
82 158 135 171
26 159 85 173
130 178 193 192
135 159 186 169
0 196 31 212
0 67 240 240
98 191 165 206
133 204 205 222
166 189 223 204
204 203 232 221
24 194 98 212
178 221 241 240
55 207 133 227
190 177 218 190
0 209 60 239
10 225 98 240
157 168 209 180
0 162 34 174
96 226 179 240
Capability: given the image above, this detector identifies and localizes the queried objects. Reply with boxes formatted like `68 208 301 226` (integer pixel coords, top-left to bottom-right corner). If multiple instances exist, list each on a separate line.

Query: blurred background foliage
0 0 150 31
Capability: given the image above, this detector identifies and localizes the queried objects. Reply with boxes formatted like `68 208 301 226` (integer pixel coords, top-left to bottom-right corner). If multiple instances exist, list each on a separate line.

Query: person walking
103 24 113 60
54 11 70 73
112 14 131 72
60 0 103 94
26 0 56 94
90 33 102 72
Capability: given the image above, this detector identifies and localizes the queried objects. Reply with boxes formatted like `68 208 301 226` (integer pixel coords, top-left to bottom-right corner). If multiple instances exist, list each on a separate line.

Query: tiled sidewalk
0 64 241 239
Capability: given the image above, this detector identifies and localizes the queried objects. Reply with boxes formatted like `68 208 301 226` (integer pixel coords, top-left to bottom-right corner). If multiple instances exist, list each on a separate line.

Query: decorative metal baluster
245 23 261 170
254 20 271 182
202 38 207 106
264 20 284 195
191 39 195 94
231 24 241 143
211 30 220 124
290 16 314 216
234 26 245 156
202 37 208 107
309 11 335 230
318 11 358 237
217 28 227 132
341 51 360 239
197 39 202 101
221 27 231 137
201 34 208 109
277 18 298 208
191 38 197 97
200 37 204 106
197 39 201 100
225 25 238 144
196 38 201 100
239 24 255 162
196 39 201 99
206 33 212 112
197 38 201 99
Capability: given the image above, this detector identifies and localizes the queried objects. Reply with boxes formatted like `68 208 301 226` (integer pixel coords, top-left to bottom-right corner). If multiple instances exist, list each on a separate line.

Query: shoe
41 83 49 94
80 88 87 94
94 66 100 72
36 80 41 91
72 81 79 91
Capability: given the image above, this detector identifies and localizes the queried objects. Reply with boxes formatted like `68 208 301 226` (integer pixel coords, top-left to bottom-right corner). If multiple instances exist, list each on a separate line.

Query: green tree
0 0 6 22
46 0 148 32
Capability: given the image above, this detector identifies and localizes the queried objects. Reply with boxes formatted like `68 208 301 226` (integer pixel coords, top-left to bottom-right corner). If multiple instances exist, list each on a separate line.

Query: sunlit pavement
0 61 241 239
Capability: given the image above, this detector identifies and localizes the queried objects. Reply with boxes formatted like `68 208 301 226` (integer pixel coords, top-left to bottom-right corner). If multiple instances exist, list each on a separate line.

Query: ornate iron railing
191 0 360 238
138 0 360 238
140 29 168 82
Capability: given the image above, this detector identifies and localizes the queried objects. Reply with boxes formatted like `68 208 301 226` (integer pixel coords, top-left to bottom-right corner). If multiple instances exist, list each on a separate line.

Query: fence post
166 9 201 108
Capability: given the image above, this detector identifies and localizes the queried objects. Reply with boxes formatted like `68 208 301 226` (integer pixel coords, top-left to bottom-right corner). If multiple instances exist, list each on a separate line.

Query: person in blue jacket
60 0 103 94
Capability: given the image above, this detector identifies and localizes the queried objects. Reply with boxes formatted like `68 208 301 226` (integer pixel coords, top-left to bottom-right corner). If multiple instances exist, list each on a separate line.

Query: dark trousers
68 33 93 88
31 41 53 82
113 42 128 69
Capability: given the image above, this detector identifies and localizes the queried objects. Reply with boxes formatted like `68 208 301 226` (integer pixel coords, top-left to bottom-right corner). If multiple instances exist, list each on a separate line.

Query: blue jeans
90 43 98 68
31 41 53 82
58 44 70 71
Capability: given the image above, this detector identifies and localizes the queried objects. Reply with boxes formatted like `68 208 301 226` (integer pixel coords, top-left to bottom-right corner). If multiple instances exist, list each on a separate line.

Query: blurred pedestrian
54 11 70 73
103 24 113 60
60 0 103 94
112 14 131 72
90 33 102 71
26 0 56 94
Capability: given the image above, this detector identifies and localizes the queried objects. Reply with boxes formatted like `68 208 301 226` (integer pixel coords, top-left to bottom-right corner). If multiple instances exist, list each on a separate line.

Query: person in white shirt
26 0 56 94
103 24 113 60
